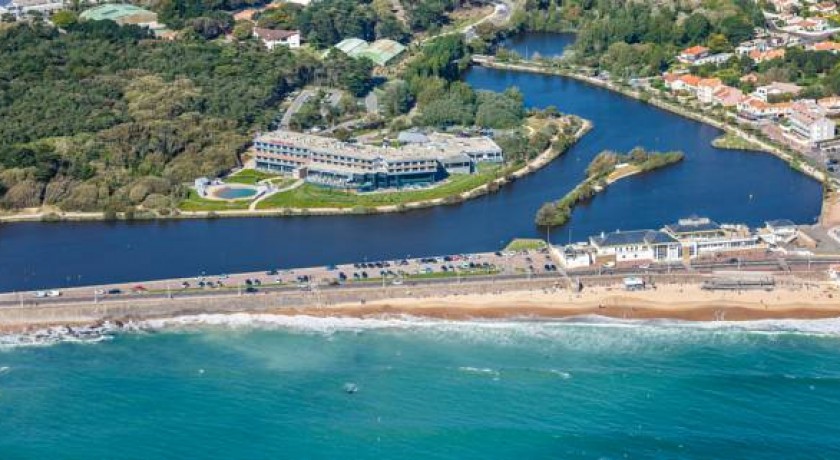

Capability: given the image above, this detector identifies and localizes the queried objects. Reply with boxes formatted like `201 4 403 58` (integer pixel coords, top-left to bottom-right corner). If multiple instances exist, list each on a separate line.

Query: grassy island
535 148 684 227
711 133 766 152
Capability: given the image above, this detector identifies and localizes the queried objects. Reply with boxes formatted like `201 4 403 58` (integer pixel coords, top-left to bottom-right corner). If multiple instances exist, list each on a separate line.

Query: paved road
5 253 838 309
279 89 314 128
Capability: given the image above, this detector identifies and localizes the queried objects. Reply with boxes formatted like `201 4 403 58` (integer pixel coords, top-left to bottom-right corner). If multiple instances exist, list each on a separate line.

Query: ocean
1 315 839 459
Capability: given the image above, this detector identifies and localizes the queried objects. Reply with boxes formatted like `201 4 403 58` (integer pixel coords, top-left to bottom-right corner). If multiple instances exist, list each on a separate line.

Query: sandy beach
269 282 840 322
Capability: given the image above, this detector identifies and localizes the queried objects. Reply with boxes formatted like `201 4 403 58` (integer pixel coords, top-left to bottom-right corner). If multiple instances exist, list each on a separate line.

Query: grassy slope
256 165 506 209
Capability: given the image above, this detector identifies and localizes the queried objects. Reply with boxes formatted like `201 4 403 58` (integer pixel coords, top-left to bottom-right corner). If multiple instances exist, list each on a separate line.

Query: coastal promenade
2 249 839 331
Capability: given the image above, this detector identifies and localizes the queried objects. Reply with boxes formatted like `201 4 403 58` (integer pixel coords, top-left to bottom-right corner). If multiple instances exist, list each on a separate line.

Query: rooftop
256 130 500 163
333 38 406 66
254 28 299 41
80 4 157 24
590 230 678 247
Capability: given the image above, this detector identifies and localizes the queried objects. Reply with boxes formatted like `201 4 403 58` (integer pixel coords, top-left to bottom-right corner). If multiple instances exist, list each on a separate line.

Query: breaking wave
4 313 840 349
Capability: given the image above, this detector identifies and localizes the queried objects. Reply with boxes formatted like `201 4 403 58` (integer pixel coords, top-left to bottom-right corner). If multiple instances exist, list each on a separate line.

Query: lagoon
0 61 822 291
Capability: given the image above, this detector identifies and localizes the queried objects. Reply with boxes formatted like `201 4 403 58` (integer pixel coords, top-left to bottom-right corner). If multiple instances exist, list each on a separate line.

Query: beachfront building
589 230 682 267
760 219 799 245
554 244 595 269
253 28 301 49
252 130 502 191
663 216 766 261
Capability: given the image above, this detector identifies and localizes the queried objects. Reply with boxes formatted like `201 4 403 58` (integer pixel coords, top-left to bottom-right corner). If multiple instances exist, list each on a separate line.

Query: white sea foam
458 366 499 375
0 366 9 374
5 312 840 349
0 322 137 350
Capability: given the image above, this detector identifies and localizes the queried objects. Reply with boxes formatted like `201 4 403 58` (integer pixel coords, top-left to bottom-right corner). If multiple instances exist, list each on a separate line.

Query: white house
754 82 802 102
553 244 594 269
696 78 723 104
253 28 301 50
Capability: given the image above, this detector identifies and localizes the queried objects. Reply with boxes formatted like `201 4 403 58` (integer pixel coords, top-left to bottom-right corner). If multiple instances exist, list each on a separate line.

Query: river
500 31 576 59
0 39 822 291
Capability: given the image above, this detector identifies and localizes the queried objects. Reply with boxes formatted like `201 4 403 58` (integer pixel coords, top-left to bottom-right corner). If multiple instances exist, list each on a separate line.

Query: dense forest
0 20 372 212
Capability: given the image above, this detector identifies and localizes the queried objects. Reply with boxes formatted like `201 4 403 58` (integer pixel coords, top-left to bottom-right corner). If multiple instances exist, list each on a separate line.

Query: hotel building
253 130 503 191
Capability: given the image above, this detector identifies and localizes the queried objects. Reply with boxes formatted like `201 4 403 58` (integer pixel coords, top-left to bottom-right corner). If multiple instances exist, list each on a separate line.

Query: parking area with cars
1 247 564 304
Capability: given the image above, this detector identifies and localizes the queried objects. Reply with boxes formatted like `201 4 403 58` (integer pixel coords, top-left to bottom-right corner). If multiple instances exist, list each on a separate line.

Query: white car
33 291 47 298
47 290 61 297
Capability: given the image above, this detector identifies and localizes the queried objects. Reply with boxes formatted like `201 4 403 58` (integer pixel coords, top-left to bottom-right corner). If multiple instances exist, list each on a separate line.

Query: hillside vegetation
0 21 362 212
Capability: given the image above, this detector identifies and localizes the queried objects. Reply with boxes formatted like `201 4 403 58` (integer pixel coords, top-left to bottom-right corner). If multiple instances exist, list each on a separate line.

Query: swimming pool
211 186 258 200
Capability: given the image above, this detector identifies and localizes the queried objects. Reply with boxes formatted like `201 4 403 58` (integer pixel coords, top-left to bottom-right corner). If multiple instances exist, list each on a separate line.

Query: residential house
692 53 735 66
754 82 802 102
813 1 838 14
749 48 786 63
818 96 840 114
664 73 701 93
736 39 769 56
737 97 791 120
809 41 840 53
712 86 746 107
253 28 301 50
696 78 723 104
677 46 710 64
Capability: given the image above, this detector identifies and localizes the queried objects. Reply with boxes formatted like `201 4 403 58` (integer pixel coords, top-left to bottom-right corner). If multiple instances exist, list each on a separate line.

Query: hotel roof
590 230 677 247
256 130 500 163
665 217 721 234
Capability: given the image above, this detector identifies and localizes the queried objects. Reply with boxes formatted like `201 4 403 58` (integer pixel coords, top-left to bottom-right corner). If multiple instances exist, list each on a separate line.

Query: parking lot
2 248 564 304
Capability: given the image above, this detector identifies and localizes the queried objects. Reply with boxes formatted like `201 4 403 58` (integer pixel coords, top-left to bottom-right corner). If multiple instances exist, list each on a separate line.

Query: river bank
470 57 831 187
0 121 592 224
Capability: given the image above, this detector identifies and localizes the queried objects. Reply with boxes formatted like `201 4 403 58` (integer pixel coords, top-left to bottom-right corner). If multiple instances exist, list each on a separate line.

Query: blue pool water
213 186 257 200
2 317 840 458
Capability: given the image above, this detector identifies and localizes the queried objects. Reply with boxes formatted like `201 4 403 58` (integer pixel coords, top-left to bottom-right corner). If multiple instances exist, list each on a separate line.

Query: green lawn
178 189 250 211
225 169 279 185
256 165 508 210
504 238 547 251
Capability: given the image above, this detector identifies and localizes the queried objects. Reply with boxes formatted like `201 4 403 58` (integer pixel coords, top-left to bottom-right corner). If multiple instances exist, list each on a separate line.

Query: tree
256 3 302 29
51 10 78 28
682 13 711 44
708 34 731 53
380 80 413 116
232 20 253 40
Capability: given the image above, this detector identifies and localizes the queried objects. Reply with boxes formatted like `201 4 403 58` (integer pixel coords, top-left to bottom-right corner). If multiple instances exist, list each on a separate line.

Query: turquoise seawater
2 316 840 459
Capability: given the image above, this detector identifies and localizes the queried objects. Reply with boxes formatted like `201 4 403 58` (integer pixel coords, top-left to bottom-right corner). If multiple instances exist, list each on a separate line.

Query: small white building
253 28 301 50
761 219 798 245
554 244 594 269
194 177 211 197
